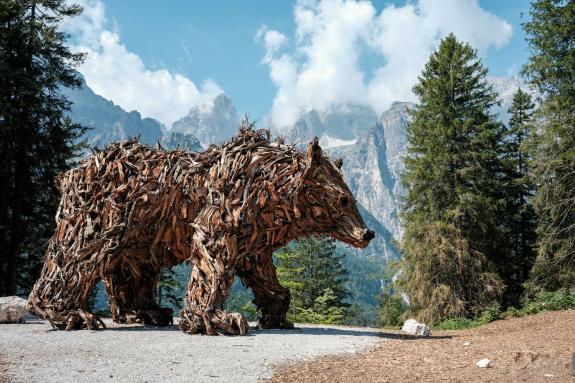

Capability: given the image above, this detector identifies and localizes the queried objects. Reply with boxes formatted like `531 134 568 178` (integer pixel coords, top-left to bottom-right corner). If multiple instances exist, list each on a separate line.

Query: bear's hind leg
104 250 173 326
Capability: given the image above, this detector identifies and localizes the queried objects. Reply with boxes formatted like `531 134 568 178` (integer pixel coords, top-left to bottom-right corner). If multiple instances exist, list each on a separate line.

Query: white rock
476 358 491 368
463 341 471 347
0 296 29 323
401 319 430 336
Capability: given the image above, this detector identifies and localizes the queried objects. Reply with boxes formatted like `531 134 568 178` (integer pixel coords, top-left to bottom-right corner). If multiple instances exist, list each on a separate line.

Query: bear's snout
362 229 375 242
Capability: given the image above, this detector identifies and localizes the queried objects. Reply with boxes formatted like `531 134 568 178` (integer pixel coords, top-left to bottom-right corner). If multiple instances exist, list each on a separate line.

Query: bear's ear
306 137 323 167
334 158 343 169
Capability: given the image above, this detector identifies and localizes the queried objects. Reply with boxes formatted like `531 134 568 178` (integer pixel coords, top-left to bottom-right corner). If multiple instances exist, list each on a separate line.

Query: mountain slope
325 102 412 260
62 76 164 148
290 105 379 147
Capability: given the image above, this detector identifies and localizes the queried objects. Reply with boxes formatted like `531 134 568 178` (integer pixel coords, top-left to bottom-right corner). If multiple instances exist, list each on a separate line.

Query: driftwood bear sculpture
28 123 374 335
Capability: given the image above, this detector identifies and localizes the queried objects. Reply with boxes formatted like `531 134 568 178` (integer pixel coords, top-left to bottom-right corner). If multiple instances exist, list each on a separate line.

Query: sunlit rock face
161 132 203 152
286 105 379 147
325 102 413 260
171 93 238 146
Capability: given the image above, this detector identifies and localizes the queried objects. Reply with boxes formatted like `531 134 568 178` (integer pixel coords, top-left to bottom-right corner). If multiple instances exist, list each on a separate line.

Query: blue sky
67 0 532 127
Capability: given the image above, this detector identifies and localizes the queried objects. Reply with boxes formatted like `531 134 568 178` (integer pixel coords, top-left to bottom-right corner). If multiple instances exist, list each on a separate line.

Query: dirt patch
269 310 575 382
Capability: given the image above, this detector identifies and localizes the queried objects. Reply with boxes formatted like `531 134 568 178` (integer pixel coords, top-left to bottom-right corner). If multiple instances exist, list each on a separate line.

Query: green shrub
504 288 575 318
288 288 347 325
478 303 502 323
436 303 501 330
437 289 575 330
501 307 522 318
435 317 483 330
378 295 406 327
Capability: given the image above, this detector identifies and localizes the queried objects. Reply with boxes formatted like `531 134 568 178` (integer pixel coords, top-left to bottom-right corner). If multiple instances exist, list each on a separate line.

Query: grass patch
435 317 484 330
435 288 575 330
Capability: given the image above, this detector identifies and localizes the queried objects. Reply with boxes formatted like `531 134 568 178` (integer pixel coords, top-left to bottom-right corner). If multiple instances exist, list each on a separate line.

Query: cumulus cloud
258 0 513 129
62 0 223 127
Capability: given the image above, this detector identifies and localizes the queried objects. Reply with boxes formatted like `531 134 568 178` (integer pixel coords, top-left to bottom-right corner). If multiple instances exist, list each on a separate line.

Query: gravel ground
0 319 383 383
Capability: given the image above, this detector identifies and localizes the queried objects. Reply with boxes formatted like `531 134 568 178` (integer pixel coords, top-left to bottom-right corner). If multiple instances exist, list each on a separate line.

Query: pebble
476 358 491 368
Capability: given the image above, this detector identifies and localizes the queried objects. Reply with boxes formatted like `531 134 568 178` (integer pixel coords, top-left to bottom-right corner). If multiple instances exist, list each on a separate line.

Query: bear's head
295 137 375 248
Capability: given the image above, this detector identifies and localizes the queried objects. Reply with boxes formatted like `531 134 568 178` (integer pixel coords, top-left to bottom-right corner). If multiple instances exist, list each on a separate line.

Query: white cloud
62 0 223 127
259 0 513 129
256 26 288 63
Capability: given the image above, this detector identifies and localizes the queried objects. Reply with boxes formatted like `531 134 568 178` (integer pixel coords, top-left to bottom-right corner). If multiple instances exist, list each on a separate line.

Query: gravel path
0 319 383 383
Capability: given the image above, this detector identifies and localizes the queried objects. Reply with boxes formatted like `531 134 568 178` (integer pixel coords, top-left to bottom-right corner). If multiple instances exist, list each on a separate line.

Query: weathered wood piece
28 121 374 335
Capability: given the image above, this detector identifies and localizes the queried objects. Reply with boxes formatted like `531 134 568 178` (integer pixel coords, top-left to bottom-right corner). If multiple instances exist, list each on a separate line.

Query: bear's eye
340 196 349 208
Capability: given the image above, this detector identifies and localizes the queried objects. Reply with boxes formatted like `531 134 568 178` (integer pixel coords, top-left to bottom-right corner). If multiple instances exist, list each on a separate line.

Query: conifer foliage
399 34 506 323
275 236 349 324
0 0 86 295
500 88 537 304
523 0 575 292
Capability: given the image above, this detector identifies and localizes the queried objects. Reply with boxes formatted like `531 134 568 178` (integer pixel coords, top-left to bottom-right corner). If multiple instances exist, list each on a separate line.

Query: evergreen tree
275 236 349 324
500 88 537 304
522 0 575 292
157 267 183 310
399 34 505 323
0 0 86 295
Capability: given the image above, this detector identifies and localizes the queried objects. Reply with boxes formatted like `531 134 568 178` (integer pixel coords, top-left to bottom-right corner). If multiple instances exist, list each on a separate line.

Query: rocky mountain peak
172 93 239 146
380 102 413 181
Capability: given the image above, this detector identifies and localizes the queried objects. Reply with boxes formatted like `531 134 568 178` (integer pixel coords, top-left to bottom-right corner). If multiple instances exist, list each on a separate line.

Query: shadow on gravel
253 326 453 339
253 327 383 338
105 324 181 332
26 320 453 339
376 332 454 340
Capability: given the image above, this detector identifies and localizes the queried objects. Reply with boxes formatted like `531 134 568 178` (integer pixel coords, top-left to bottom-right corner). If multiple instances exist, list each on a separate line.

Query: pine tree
275 236 349 324
157 267 183 310
500 88 537 304
522 0 575 292
0 0 86 295
399 34 505 323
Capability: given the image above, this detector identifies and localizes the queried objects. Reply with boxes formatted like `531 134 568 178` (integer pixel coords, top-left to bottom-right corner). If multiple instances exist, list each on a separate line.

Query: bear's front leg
28 239 107 331
239 252 294 330
179 237 249 335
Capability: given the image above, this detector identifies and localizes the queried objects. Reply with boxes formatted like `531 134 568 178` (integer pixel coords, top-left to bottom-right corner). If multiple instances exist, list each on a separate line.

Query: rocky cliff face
288 105 379 147
161 132 203 152
326 102 412 259
171 93 238 146
62 76 164 148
